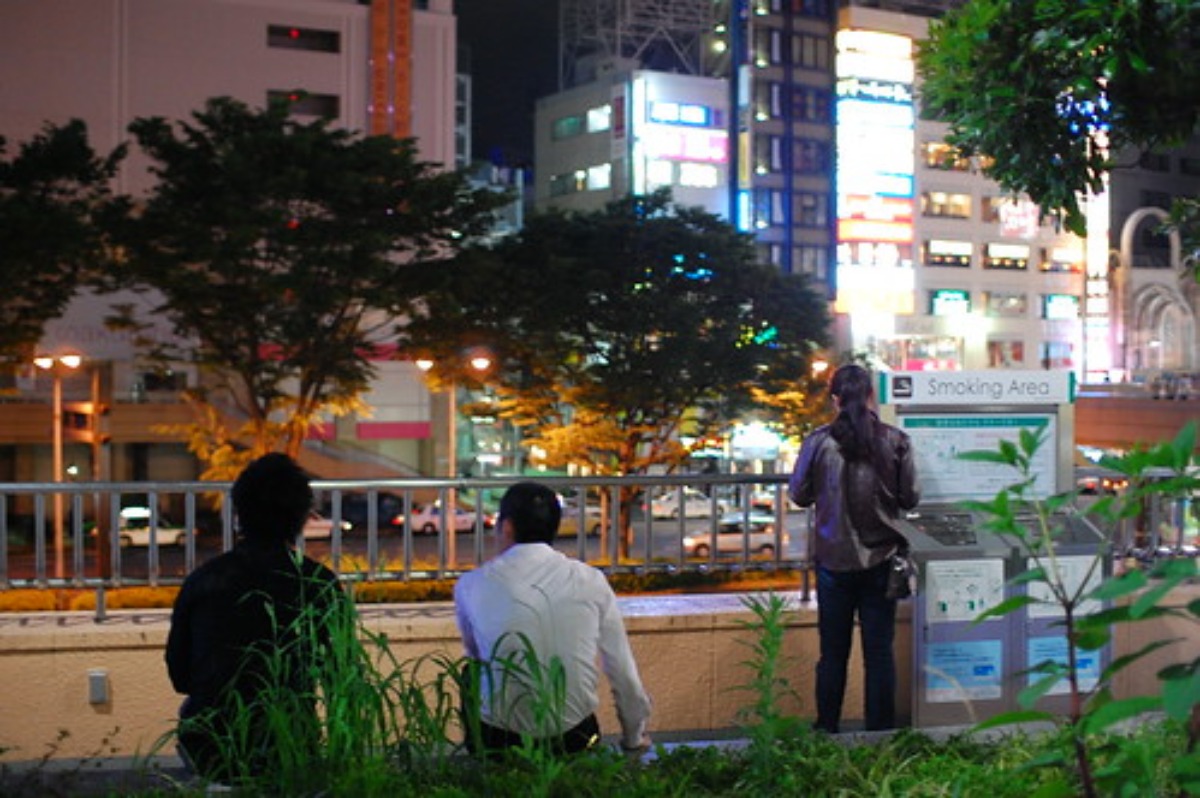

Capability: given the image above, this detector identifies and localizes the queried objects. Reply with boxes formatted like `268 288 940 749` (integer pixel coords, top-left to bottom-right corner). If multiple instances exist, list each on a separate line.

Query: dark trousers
469 713 601 758
815 562 897 733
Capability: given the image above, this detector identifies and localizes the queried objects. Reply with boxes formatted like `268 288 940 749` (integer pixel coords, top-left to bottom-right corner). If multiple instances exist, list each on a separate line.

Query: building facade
539 0 1198 382
0 0 460 483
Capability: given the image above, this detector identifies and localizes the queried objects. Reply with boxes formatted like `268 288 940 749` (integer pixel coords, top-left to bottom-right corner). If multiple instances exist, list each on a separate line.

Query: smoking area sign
882 370 1075 406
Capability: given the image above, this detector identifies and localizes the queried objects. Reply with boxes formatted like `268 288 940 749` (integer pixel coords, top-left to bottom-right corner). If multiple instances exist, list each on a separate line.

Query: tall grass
138 580 1193 797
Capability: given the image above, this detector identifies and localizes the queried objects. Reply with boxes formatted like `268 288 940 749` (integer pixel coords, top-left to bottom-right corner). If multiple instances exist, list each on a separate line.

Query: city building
536 68 730 217
0 0 461 484
837 4 1086 372
538 0 1198 380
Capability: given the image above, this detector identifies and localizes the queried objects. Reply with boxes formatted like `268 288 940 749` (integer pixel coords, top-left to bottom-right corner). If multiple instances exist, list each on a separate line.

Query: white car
649 488 726 519
558 501 603 538
301 511 352 540
108 506 190 548
402 503 483 534
683 513 788 558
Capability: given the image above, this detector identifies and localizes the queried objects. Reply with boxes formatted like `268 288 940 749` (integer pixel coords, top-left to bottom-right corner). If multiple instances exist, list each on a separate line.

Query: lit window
587 163 611 190
922 142 969 171
984 242 1030 270
930 289 971 316
1042 294 1080 320
586 104 611 132
920 191 972 219
647 159 673 187
679 163 718 188
925 239 972 268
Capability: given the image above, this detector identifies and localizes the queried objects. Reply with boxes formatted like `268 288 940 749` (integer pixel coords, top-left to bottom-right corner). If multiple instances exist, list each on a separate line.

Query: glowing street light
35 353 83 579
415 353 492 565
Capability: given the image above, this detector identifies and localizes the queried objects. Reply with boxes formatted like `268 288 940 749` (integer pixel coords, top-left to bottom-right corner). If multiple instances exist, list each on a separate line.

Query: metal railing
0 473 808 591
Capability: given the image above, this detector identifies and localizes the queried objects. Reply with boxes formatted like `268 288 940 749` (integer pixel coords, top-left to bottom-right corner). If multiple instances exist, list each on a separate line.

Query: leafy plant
918 0 1200 243
735 595 802 739
958 421 1200 797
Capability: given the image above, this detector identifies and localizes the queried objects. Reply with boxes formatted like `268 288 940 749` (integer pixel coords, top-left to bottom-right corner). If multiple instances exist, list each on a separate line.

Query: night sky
455 0 560 168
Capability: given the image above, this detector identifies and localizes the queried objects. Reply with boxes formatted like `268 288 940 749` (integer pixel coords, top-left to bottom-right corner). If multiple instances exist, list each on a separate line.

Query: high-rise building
539 0 1198 378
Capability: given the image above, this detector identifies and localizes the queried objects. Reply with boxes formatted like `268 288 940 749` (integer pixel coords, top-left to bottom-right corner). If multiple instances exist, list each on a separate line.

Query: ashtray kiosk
898 510 1016 727
879 370 1108 727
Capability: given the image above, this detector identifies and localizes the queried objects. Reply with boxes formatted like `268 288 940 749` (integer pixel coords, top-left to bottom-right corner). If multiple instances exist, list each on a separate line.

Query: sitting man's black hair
499 482 562 544
231 453 313 544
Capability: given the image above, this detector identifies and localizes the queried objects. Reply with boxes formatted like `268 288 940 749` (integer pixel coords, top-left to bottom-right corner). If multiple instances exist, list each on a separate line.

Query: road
4 509 811 583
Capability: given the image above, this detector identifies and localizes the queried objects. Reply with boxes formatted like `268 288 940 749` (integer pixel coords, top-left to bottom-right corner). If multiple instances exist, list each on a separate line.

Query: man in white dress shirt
454 481 652 756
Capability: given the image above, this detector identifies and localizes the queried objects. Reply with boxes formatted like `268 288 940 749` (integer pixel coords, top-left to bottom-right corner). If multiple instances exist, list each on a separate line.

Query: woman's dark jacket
788 416 920 572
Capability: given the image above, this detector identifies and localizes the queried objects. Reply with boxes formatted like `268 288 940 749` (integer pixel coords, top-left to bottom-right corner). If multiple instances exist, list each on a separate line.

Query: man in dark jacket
165 453 343 782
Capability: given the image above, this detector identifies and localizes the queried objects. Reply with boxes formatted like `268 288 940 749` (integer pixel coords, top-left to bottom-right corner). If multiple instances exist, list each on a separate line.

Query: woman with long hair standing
788 364 920 733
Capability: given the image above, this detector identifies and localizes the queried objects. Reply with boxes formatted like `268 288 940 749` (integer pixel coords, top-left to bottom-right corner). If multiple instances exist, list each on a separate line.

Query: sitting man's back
455 482 652 755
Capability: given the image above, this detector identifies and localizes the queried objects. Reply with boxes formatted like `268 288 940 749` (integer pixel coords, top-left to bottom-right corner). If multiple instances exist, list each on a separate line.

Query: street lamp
34 352 83 579
415 353 492 566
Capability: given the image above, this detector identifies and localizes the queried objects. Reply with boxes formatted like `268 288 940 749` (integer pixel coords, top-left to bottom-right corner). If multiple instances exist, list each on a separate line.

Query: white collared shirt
454 543 652 747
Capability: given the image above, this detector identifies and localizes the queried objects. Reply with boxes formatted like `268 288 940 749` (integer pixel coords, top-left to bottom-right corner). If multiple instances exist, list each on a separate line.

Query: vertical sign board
879 370 1083 727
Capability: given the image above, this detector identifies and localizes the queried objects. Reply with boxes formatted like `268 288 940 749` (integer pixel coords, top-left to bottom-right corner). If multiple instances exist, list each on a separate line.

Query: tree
113 97 506 478
918 0 1200 264
0 121 123 362
399 190 831 556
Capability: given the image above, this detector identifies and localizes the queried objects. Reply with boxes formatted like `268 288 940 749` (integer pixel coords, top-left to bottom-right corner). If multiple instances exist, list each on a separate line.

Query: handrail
0 473 803 591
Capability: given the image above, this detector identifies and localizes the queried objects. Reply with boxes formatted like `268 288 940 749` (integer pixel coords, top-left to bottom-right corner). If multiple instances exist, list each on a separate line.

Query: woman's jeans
815 562 897 733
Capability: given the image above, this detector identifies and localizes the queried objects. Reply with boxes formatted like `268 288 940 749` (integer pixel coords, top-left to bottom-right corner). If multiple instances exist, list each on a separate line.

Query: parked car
683 512 787 558
301 511 352 541
99 506 191 548
319 491 408 532
750 487 788 513
559 501 603 538
648 488 726 519
400 503 485 534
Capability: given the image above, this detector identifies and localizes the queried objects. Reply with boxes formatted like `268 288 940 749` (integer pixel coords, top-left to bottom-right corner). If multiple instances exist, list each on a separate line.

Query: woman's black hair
828 364 877 464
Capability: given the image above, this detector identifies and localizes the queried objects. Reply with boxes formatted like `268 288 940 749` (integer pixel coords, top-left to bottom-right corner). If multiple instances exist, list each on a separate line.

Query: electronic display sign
835 29 916 316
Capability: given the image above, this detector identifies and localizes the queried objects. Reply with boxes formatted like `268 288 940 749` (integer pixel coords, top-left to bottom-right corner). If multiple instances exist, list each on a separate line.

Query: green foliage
918 0 1200 242
0 120 124 361
733 593 805 791
400 189 830 479
956 420 1200 797
399 189 829 554
9 601 1199 795
109 96 506 475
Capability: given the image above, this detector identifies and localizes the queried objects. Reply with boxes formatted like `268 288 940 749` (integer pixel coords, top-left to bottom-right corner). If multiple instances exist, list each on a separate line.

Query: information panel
925 639 1003 702
898 414 1057 502
1027 637 1101 694
924 558 1007 623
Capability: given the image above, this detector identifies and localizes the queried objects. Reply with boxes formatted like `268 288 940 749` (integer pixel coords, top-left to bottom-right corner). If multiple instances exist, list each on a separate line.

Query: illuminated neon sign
835 29 916 317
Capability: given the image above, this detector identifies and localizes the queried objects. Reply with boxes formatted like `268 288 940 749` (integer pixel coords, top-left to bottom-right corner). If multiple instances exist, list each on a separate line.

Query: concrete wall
0 593 899 762
2 586 1194 763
